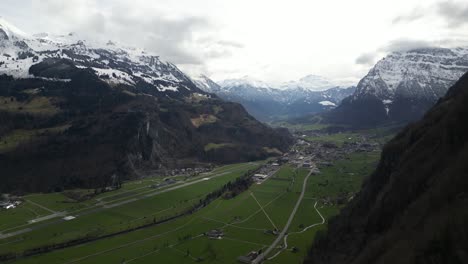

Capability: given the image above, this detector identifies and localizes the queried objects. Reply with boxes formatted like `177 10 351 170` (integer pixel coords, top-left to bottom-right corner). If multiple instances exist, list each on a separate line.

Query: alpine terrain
0 1 467 263
306 72 468 264
323 47 468 126
192 74 355 121
0 18 292 193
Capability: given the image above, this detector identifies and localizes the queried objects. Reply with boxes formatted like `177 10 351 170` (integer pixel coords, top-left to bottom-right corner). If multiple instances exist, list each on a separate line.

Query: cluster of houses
252 161 283 184
150 167 212 178
0 200 21 210
289 133 380 167
168 167 212 177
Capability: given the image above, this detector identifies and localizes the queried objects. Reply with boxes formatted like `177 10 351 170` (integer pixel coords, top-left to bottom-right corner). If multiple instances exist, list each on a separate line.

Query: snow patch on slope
354 47 468 101
0 17 205 95
319 101 337 106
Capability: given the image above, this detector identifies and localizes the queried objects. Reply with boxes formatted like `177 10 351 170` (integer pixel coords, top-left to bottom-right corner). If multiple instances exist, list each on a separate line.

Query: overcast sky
1 0 467 85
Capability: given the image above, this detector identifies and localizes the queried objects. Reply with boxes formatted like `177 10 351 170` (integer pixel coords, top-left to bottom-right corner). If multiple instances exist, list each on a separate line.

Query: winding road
267 200 325 260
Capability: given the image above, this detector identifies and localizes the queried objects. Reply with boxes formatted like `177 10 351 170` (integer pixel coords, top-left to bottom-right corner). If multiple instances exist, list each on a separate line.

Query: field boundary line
65 217 198 264
223 237 269 247
25 200 56 214
267 201 326 261
123 249 161 264
202 217 265 231
252 170 312 264
232 191 287 226
249 192 278 230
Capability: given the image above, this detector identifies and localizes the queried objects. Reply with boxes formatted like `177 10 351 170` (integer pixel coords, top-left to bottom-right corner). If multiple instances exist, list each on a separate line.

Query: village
0 194 22 210
198 131 383 264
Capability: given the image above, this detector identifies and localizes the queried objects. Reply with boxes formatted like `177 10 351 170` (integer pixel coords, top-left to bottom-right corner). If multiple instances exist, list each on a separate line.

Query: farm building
253 174 268 179
205 229 224 239
237 251 259 263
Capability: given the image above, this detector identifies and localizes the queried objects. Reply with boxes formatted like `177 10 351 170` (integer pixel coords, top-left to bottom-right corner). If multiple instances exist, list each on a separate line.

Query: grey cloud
30 0 228 65
393 1 468 28
216 40 244 49
437 1 468 28
355 39 435 66
392 8 425 24
355 52 378 65
380 39 432 52
193 37 244 59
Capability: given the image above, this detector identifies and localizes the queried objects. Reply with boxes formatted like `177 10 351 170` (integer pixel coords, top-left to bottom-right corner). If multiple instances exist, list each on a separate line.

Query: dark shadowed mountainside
0 63 292 193
305 71 468 264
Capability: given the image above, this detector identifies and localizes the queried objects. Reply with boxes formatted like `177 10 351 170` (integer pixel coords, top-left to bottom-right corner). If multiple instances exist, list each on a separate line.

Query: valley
0 125 385 264
1 5 467 263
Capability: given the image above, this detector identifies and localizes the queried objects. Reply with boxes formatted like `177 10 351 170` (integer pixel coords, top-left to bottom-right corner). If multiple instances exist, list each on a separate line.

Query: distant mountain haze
192 74 356 121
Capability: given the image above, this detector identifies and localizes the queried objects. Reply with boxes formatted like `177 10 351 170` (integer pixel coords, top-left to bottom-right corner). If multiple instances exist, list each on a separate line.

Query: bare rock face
0 29 9 41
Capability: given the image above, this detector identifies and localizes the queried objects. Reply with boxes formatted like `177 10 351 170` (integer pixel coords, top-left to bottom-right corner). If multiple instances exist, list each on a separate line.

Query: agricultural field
304 132 363 146
300 126 395 146
0 149 379 263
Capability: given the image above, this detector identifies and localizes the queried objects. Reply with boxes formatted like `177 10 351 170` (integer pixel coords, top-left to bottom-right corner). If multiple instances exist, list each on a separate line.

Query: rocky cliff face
306 72 468 264
325 47 468 126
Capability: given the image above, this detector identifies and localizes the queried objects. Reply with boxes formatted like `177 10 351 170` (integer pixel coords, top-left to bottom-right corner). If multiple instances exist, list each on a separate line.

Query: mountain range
306 71 468 264
0 18 292 193
192 74 356 121
322 47 468 126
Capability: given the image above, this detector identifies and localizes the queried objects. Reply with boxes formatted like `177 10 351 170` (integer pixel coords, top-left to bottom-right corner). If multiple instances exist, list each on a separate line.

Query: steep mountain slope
191 74 222 94
325 47 468 126
306 72 468 264
193 75 355 121
0 17 205 97
0 19 292 193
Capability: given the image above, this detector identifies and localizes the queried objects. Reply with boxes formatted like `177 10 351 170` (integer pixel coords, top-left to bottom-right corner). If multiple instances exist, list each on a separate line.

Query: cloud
216 40 245 49
380 39 432 52
393 1 468 28
392 8 426 24
29 0 241 66
355 52 378 65
437 1 468 28
355 39 435 66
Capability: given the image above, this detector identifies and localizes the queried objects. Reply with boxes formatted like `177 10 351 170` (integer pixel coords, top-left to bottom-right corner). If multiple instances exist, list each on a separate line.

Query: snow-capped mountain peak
220 76 272 89
281 74 338 91
0 17 30 40
193 74 355 121
327 46 468 126
0 18 205 96
354 47 468 102
191 74 221 93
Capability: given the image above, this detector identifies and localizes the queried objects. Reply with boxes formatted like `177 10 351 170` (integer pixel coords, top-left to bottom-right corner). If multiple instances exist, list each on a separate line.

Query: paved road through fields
252 169 312 264
0 164 256 240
